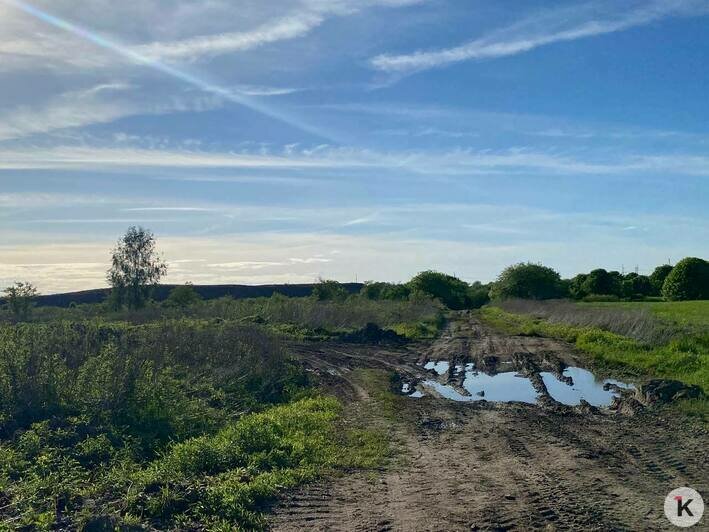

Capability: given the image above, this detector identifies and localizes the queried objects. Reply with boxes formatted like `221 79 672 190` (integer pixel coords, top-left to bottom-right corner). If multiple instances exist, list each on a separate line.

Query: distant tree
107 226 167 310
489 263 564 301
311 279 348 301
662 257 709 301
568 274 588 300
621 275 653 299
650 264 674 295
2 282 38 322
360 281 411 301
466 284 490 309
581 269 621 297
166 283 202 308
408 271 471 309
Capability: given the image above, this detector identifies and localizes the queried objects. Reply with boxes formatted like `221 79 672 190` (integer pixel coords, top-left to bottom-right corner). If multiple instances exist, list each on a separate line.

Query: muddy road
270 314 707 531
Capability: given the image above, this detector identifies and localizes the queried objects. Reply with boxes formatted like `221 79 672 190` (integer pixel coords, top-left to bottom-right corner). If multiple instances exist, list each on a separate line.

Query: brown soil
270 314 708 531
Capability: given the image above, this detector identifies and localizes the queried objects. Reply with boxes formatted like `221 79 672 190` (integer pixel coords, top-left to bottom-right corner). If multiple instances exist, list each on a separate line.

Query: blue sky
0 0 708 293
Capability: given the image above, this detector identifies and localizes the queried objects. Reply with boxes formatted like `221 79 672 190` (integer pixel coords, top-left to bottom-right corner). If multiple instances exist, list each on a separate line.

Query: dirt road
270 314 708 531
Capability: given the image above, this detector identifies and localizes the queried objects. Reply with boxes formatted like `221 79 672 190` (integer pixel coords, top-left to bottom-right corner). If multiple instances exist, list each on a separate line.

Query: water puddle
423 360 450 375
540 367 635 407
416 360 635 407
424 371 538 404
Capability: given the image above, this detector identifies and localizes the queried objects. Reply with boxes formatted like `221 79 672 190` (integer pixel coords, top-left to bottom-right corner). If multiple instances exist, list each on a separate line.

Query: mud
271 314 708 531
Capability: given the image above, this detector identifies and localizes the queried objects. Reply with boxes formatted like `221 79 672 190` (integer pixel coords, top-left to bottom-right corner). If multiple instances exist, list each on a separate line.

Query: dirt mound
639 379 704 404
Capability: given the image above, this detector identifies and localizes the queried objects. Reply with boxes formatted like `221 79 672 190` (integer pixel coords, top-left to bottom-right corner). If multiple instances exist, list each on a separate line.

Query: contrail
3 0 336 142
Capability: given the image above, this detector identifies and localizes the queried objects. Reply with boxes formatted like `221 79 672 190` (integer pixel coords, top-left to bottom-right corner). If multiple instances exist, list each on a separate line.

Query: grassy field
481 301 708 419
583 300 709 330
0 294 428 530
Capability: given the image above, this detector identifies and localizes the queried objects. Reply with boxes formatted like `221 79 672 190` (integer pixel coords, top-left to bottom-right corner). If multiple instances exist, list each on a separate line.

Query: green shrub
489 263 564 300
662 257 709 301
311 280 349 302
650 265 674 294
408 271 471 310
581 269 622 297
165 284 202 308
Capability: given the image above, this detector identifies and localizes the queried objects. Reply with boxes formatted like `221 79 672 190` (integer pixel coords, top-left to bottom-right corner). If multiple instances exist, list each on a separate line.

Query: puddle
413 362 635 407
541 367 635 407
424 360 450 375
423 371 538 404
409 390 425 398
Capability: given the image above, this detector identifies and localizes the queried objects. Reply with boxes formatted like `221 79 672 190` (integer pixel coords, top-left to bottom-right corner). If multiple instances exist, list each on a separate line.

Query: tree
360 282 410 301
107 227 167 309
568 274 588 300
311 279 348 301
489 263 564 300
621 274 653 299
581 269 621 297
166 283 202 308
650 264 673 295
661 257 709 301
2 282 38 322
408 270 471 309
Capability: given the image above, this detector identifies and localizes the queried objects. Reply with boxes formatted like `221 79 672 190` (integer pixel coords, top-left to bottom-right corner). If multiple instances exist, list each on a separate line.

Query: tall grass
10 295 442 333
496 299 677 346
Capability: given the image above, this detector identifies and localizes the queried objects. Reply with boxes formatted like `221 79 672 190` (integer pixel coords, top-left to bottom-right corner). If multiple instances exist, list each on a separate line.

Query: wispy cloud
134 12 326 62
2 144 709 177
370 0 709 75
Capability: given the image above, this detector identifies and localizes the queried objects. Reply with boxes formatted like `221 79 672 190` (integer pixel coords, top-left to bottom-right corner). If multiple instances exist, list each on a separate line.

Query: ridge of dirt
271 314 708 531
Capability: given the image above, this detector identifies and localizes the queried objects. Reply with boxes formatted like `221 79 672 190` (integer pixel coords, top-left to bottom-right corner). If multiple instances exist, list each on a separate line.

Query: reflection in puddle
541 367 635 407
424 371 538 404
424 360 450 375
415 362 635 407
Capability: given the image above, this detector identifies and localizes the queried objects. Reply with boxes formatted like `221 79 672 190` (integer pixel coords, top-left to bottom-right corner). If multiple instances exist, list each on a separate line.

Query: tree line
2 226 708 321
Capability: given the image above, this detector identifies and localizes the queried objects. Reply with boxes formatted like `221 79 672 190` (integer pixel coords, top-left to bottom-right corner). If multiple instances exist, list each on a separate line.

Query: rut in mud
270 314 708 531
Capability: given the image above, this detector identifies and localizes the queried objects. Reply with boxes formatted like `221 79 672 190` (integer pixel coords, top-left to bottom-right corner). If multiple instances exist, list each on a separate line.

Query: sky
0 0 708 293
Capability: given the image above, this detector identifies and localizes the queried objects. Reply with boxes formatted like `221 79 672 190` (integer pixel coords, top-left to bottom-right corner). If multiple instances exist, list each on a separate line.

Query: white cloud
2 143 709 177
371 0 709 74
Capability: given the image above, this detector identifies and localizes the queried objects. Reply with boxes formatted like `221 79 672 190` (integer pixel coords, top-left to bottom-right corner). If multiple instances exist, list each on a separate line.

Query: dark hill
19 283 364 308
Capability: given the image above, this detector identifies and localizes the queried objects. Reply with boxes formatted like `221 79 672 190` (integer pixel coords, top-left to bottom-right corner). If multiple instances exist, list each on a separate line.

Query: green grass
480 306 708 419
583 300 709 330
0 396 390 531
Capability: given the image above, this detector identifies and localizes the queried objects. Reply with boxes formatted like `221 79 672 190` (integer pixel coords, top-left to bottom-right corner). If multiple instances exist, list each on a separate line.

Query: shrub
650 264 674 294
581 269 621 297
621 274 653 299
489 263 564 300
166 284 203 308
311 280 348 302
360 282 410 301
662 257 709 301
408 271 470 310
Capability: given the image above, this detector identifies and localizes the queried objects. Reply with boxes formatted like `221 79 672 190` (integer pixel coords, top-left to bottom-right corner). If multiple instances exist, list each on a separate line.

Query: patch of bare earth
270 315 708 531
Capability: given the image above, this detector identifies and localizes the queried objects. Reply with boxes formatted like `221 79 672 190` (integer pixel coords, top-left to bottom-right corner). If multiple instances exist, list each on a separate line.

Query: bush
581 269 622 297
166 284 202 308
360 282 410 301
408 271 470 310
662 257 709 301
311 280 348 302
621 274 653 299
489 263 564 300
650 265 674 294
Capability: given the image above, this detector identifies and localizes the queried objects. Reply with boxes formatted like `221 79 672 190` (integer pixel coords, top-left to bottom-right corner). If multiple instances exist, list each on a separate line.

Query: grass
583 300 709 330
480 305 708 419
0 396 389 530
0 298 409 530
